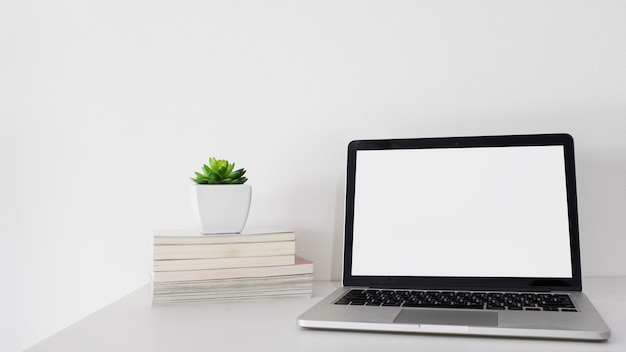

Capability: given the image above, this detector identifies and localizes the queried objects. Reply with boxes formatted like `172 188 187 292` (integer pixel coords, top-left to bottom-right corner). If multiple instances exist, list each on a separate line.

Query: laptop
297 133 610 341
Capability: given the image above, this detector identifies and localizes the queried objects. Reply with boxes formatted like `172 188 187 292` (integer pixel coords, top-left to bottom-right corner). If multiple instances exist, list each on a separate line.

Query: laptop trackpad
394 309 498 327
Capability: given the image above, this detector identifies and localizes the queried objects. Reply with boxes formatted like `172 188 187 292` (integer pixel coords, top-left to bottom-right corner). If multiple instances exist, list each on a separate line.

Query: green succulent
190 157 248 184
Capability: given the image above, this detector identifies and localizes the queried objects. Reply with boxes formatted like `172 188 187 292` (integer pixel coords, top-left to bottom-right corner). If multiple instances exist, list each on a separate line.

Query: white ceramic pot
190 184 252 234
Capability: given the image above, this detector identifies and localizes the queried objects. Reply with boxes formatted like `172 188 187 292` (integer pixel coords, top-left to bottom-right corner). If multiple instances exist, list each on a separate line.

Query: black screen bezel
342 133 582 292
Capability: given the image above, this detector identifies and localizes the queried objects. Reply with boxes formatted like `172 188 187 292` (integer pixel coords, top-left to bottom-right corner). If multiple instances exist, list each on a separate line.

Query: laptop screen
343 134 582 291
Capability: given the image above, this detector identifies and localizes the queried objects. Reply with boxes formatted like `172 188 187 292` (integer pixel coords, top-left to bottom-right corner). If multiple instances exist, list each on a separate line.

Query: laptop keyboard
335 289 577 312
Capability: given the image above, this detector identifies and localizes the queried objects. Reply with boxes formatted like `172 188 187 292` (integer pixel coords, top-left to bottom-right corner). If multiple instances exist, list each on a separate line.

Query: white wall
2 1 625 351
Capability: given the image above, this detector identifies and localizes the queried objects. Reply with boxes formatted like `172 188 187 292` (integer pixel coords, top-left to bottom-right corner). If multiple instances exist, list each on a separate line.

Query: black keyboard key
349 300 368 306
334 289 576 312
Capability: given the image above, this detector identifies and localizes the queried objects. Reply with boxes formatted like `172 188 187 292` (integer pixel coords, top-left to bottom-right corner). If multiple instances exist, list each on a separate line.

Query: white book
153 256 313 282
153 240 295 260
153 228 295 245
153 255 295 272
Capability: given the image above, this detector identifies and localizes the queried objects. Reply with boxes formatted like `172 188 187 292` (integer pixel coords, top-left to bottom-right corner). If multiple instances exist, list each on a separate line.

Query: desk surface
26 277 626 352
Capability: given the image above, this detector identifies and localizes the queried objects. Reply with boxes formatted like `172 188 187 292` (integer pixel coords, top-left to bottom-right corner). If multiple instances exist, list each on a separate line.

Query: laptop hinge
368 285 556 293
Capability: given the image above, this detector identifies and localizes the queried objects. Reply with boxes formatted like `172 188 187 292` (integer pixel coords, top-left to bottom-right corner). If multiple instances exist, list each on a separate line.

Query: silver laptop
298 133 610 341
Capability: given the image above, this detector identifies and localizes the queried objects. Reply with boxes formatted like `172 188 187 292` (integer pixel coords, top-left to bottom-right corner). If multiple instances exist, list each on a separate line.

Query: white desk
26 277 625 352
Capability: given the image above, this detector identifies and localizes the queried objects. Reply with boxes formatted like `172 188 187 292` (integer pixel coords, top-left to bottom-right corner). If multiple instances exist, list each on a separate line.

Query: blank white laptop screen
351 145 573 278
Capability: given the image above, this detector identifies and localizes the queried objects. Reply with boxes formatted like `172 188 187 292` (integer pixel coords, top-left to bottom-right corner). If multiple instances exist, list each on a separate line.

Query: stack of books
151 229 314 304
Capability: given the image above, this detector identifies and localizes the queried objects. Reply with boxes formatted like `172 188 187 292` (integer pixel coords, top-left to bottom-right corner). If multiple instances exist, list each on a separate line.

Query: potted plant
190 157 251 234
